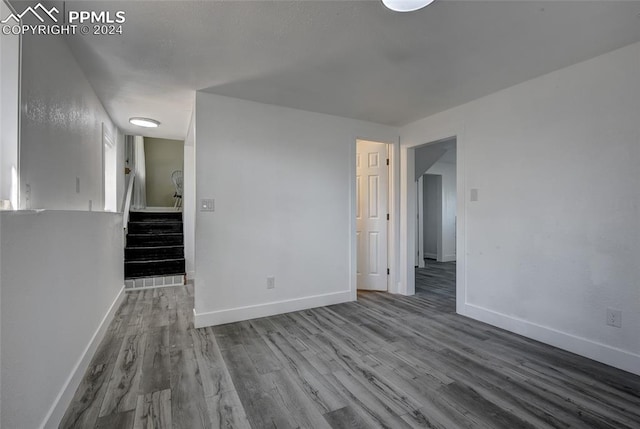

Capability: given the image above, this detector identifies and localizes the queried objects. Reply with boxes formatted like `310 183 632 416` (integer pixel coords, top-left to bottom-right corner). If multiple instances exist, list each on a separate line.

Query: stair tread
125 245 184 250
124 272 186 280
125 258 185 264
128 232 183 236
129 221 183 224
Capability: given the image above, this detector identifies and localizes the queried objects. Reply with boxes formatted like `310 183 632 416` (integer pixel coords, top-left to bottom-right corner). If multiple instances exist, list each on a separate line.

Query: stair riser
128 223 183 234
129 212 182 222
125 246 184 261
125 259 185 279
127 234 183 247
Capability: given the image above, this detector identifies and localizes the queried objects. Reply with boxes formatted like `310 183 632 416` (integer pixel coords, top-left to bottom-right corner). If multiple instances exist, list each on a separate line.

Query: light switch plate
470 188 479 202
201 198 215 212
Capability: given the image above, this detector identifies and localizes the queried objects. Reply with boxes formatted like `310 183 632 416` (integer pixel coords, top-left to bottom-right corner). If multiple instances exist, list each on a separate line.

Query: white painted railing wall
0 210 125 428
123 172 135 234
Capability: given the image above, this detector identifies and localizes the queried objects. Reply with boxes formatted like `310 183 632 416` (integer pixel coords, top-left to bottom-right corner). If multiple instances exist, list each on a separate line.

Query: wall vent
125 275 184 290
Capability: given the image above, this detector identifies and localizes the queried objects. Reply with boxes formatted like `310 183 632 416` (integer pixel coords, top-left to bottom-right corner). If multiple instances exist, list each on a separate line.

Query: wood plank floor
61 264 640 428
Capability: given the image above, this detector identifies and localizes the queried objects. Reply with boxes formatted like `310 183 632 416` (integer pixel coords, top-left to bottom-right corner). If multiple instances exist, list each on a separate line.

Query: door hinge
386 158 389 166
386 213 389 221
387 268 390 275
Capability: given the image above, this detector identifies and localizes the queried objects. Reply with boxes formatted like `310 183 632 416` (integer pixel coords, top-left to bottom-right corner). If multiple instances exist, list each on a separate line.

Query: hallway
61 273 640 428
415 260 456 313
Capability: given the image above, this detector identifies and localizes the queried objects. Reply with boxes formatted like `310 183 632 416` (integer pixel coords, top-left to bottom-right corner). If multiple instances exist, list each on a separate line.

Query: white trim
194 290 352 328
387 137 400 294
441 254 456 262
186 270 195 280
460 303 640 376
42 286 125 429
424 253 437 260
416 175 425 268
435 174 444 262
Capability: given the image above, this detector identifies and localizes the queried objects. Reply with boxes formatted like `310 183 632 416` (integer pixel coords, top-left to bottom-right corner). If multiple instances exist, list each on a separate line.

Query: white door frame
1 0 22 210
350 136 400 300
399 133 466 314
416 175 425 268
102 123 116 212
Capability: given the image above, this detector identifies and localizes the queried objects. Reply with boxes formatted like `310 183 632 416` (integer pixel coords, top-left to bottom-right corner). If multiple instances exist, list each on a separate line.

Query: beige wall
144 138 184 207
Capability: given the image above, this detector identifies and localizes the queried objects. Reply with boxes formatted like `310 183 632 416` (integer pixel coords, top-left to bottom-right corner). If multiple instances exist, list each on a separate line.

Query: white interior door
356 140 388 291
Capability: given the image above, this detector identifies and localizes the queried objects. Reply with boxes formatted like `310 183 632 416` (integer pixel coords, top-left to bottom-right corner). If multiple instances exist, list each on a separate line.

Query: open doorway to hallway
414 138 457 309
124 135 186 289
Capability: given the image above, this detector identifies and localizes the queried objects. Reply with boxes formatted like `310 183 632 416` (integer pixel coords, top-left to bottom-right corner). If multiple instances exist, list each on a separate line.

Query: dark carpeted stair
125 211 186 279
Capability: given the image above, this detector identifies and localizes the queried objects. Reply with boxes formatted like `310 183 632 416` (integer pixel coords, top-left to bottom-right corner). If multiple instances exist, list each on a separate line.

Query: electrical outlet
606 308 622 328
267 276 275 289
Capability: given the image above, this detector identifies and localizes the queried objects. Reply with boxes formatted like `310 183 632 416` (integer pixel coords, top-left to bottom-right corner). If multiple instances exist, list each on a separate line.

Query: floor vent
125 275 184 290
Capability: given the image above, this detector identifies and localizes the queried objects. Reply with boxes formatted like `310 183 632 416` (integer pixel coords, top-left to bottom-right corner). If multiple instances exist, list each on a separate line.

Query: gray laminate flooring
61 266 640 428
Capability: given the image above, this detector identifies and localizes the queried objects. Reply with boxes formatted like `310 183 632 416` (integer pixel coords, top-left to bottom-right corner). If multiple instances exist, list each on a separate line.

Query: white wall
116 131 126 211
401 41 640 375
0 18 127 428
194 93 398 326
422 174 439 259
414 145 446 180
0 0 20 209
424 159 457 262
19 29 119 210
0 211 124 429
184 112 196 279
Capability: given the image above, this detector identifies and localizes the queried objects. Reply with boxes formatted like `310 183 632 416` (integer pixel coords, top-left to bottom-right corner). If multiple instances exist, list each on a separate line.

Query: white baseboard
194 290 353 328
441 254 456 262
460 303 640 376
42 286 126 429
424 252 437 260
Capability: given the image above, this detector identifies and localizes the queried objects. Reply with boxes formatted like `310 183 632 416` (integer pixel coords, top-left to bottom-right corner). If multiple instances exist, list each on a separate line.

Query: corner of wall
42 286 125 428
194 290 353 328
459 303 640 377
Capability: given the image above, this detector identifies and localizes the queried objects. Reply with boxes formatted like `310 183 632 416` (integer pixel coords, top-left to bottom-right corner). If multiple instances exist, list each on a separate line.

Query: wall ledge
459 303 640 377
194 290 353 327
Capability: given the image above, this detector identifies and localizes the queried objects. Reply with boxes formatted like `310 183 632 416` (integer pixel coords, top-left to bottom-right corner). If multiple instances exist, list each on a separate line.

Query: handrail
122 171 135 231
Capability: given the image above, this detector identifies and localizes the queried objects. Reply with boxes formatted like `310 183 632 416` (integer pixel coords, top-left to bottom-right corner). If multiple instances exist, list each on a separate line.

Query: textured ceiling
64 1 640 139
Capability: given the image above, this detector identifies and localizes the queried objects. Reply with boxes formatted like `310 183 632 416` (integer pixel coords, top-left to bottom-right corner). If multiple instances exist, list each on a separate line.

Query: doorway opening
142 137 184 211
123 135 186 289
414 138 457 312
356 139 390 292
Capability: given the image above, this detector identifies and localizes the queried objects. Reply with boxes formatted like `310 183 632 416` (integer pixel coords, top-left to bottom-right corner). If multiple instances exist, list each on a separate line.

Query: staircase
124 211 185 283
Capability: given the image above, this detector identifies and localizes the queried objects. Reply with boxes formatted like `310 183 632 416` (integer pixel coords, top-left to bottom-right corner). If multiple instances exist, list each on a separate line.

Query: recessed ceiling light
382 0 435 12
129 117 160 128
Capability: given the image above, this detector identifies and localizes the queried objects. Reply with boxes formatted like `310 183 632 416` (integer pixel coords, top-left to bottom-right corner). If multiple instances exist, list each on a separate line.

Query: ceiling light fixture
129 117 160 128
382 0 435 12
